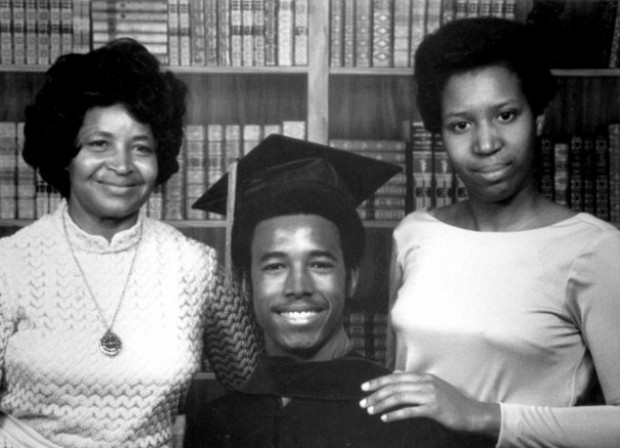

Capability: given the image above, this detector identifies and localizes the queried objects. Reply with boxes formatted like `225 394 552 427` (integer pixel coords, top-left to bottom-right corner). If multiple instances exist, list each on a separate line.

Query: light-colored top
390 209 620 448
0 202 221 448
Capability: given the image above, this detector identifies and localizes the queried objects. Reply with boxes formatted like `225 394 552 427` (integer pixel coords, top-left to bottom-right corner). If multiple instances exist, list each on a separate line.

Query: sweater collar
56 200 144 254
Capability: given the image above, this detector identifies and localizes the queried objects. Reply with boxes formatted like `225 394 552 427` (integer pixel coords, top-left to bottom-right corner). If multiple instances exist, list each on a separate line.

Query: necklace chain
62 211 142 355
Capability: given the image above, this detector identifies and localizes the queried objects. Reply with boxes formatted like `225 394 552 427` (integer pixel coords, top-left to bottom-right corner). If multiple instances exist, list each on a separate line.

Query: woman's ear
241 273 252 303
346 268 360 298
536 115 546 137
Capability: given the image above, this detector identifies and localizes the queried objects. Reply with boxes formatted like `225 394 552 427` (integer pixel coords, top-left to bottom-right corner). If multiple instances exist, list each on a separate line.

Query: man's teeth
280 311 318 318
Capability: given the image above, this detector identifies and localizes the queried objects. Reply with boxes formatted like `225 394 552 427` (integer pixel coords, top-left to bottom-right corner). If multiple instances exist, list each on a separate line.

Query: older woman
0 39 258 448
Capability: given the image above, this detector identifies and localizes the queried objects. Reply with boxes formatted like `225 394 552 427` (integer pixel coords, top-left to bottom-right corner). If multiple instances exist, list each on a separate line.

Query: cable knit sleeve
498 229 620 448
0 246 16 382
201 261 262 390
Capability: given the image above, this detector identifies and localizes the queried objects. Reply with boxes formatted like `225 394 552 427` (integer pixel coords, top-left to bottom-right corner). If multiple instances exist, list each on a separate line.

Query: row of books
526 0 620 69
155 120 306 221
329 139 407 221
0 0 91 66
405 120 620 224
344 311 389 365
539 126 620 223
0 0 311 67
0 120 307 221
330 0 517 68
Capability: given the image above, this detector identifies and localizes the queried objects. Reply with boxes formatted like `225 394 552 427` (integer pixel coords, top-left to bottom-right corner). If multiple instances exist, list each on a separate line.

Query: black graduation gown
183 353 495 448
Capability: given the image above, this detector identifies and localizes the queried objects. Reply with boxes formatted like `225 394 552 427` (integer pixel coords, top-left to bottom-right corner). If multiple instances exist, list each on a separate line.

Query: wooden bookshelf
2 1 620 389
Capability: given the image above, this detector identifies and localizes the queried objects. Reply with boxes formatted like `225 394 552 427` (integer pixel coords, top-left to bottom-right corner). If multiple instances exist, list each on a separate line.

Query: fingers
360 371 424 392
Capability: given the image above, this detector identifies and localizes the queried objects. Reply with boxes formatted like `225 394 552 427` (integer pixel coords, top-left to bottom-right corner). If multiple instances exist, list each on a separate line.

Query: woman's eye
134 144 155 155
449 121 470 133
498 111 517 122
85 139 107 149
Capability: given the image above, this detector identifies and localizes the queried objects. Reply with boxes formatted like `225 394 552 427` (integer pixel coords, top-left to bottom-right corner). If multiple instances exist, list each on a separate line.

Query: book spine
25 0 37 64
433 136 454 208
217 0 231 66
252 0 265 66
164 146 185 220
0 122 17 220
184 124 207 220
372 0 392 68
49 0 61 62
466 0 479 18
609 0 620 68
0 0 11 64
59 0 72 55
411 121 433 210
553 141 569 207
79 0 90 53
329 0 344 67
355 0 371 67
206 124 224 220
594 133 610 221
71 0 81 53
442 0 455 25
36 0 51 65
538 136 555 201
609 123 620 223
224 123 241 167
293 0 308 65
342 0 354 67
479 0 492 16
204 0 217 65
426 0 442 35
392 0 410 68
582 136 596 215
277 0 293 66
168 0 180 66
242 123 261 156
16 122 35 219
455 0 467 19
12 0 26 63
241 0 253 65
263 0 276 65
490 0 504 18
569 134 584 212
282 120 306 139
147 185 163 219
410 0 426 68
189 0 206 65
503 0 515 20
230 0 242 66
178 0 191 66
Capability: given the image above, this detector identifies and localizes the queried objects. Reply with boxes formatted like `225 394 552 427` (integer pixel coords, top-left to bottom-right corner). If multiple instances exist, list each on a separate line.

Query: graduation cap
193 134 402 215
192 134 402 272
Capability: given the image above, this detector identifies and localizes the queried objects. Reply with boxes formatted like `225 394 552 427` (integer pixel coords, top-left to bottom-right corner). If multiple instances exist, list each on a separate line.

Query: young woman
0 39 258 447
360 18 620 447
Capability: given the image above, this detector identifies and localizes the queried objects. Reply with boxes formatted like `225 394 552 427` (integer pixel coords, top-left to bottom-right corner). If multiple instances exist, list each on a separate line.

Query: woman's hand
359 371 501 437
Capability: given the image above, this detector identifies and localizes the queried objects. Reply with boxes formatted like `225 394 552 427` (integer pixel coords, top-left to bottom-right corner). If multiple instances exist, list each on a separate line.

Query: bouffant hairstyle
23 38 187 197
414 17 557 134
231 185 366 280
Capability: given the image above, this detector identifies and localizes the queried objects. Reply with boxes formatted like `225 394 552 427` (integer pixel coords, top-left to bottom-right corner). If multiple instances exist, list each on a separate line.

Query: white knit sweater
0 202 223 447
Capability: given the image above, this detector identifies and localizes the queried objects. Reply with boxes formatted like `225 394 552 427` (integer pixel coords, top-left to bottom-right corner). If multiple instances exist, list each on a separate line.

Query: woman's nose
474 123 501 155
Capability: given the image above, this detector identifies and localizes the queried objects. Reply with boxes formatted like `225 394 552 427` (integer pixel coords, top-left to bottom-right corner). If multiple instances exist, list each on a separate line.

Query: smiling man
183 135 493 448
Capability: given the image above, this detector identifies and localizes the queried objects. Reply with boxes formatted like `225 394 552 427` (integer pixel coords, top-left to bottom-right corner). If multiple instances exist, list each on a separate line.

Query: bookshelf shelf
330 68 413 76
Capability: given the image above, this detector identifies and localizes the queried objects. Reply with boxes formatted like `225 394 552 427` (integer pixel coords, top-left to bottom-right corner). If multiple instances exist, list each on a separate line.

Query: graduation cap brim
192 134 402 216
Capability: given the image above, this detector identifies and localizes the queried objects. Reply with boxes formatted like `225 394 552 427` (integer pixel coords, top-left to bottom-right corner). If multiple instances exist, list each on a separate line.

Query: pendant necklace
63 211 142 357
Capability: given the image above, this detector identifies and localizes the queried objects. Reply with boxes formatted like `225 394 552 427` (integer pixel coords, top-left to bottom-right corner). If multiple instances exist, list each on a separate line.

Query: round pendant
99 330 122 357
